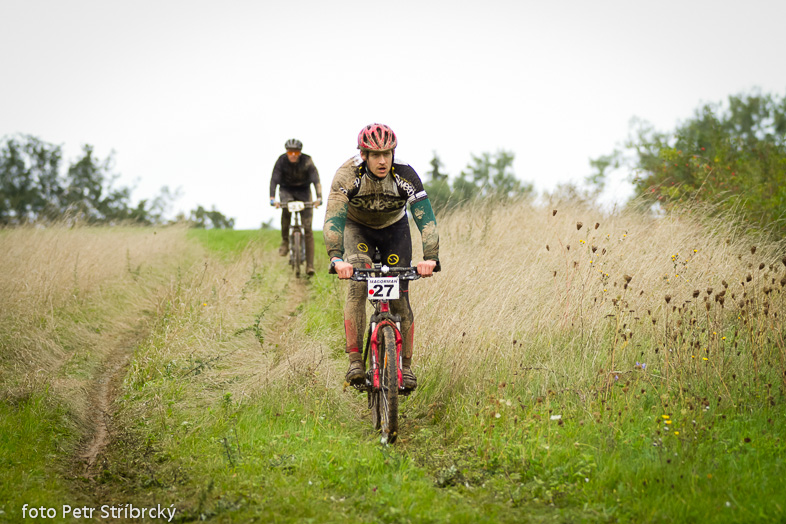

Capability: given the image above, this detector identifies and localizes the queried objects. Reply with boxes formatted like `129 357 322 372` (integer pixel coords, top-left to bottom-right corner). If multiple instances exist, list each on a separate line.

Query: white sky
2 0 785 229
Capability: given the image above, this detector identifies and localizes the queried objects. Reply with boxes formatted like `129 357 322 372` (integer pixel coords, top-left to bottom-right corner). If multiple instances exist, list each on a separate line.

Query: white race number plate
367 277 399 300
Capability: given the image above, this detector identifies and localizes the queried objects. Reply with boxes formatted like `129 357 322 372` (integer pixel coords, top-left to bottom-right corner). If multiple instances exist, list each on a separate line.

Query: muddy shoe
306 266 315 276
346 355 365 384
278 242 288 256
402 365 417 390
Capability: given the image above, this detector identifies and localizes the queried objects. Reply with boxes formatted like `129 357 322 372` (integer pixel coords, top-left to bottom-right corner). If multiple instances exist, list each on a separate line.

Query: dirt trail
74 327 147 479
263 278 309 351
74 275 309 478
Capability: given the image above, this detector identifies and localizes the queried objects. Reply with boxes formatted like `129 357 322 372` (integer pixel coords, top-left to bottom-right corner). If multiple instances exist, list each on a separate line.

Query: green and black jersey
323 155 439 262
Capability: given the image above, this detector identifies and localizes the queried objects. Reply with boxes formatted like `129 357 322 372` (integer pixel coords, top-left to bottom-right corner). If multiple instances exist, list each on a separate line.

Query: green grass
0 394 77 522
188 228 281 258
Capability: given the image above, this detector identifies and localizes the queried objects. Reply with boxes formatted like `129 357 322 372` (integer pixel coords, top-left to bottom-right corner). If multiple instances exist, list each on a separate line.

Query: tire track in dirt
72 326 148 479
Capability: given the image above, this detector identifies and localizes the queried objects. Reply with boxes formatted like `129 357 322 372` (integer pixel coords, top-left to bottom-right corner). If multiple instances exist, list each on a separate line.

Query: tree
63 145 133 222
189 206 235 229
423 150 534 215
590 90 786 235
458 150 533 201
0 135 63 224
0 135 232 228
423 151 452 213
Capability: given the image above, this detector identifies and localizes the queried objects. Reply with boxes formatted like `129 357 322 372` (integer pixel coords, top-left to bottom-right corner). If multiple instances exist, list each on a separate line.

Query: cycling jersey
269 153 321 199
324 154 439 261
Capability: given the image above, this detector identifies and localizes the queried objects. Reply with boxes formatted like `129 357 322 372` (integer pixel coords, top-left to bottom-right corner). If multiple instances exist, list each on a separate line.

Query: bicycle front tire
292 230 302 277
379 325 399 444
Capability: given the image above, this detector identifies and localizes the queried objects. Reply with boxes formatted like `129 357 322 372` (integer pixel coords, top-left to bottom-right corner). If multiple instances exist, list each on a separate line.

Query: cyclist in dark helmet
270 138 322 275
324 123 440 390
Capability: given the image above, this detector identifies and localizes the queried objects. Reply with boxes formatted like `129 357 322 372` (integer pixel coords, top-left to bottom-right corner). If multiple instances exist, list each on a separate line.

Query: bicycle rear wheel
378 325 399 444
292 230 302 277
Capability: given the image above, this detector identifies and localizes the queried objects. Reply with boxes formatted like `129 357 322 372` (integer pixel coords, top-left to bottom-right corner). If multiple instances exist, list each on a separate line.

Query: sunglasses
286 150 301 157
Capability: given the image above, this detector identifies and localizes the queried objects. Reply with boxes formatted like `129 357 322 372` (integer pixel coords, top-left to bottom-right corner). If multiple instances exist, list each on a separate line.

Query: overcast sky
2 0 785 229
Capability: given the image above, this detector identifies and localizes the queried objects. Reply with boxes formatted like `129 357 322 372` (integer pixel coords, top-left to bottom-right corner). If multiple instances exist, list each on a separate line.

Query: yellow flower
703 357 709 361
662 415 670 419
674 431 679 436
202 302 207 306
665 420 672 425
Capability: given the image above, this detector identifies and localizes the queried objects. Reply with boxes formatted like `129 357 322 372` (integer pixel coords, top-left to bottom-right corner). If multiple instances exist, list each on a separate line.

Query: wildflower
662 415 670 420
703 357 708 361
202 302 207 306
674 431 679 436
550 415 562 421
665 420 672 425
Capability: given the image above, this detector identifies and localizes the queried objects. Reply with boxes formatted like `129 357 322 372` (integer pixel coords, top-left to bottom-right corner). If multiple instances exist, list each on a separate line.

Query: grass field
1 203 785 523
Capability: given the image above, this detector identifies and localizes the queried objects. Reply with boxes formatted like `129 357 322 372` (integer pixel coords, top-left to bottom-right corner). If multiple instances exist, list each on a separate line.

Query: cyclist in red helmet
324 123 440 390
270 138 322 275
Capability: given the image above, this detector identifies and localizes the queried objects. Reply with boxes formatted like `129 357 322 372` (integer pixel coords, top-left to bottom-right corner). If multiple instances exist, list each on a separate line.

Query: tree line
0 134 234 228
6 89 784 235
588 89 786 236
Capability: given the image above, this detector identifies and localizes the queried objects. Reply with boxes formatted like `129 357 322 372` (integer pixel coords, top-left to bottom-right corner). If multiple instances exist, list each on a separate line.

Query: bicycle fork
368 302 403 390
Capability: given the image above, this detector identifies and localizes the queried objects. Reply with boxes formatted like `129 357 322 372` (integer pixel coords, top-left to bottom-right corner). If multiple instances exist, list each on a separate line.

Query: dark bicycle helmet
285 138 303 151
357 123 397 151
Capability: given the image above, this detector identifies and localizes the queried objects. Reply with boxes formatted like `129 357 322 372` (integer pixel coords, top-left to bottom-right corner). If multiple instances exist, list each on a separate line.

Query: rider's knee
346 253 372 269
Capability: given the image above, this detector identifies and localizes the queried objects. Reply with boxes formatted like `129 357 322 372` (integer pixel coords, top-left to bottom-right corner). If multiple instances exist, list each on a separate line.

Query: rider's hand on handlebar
270 198 276 207
334 260 354 279
313 198 322 208
417 260 437 277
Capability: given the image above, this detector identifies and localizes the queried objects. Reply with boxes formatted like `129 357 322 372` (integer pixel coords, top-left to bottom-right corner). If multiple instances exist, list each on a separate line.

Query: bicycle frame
351 265 420 394
284 201 312 277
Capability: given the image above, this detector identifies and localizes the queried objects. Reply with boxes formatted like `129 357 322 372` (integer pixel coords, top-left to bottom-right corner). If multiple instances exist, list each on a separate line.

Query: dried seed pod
577 221 583 230
595 222 600 229
751 246 757 254
552 209 558 216
546 244 550 251
693 290 700 298
624 274 632 283
706 287 713 295
665 295 671 304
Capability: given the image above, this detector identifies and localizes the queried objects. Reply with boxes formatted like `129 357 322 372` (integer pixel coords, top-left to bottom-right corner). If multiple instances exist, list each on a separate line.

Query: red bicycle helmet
357 123 397 151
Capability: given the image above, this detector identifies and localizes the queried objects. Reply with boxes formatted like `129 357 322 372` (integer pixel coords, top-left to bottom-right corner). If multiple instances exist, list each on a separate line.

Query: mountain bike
283 201 312 278
346 263 420 444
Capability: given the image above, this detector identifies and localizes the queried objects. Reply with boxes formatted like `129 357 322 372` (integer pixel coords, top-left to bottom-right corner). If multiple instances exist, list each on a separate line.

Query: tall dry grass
0 224 197 414
411 200 786 402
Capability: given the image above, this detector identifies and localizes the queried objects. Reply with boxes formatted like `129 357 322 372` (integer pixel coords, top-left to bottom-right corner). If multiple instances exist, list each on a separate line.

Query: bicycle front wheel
292 230 302 277
378 325 399 444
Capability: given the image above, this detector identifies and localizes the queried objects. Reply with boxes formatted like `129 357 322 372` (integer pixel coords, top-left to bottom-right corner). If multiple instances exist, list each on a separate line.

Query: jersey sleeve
270 155 284 199
410 197 439 261
322 158 355 259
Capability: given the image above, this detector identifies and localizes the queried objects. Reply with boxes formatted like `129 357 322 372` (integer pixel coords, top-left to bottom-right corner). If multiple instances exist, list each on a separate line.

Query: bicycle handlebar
349 266 420 282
